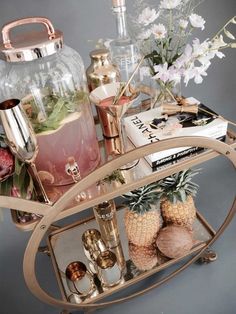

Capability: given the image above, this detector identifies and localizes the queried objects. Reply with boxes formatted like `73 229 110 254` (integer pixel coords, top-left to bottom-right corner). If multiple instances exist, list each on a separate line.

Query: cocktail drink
23 91 100 186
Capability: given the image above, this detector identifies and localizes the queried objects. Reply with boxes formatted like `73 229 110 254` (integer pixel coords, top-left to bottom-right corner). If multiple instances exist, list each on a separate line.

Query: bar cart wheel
197 249 218 264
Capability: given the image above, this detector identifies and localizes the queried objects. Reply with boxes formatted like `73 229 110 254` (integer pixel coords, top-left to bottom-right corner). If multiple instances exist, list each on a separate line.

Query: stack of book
124 98 228 169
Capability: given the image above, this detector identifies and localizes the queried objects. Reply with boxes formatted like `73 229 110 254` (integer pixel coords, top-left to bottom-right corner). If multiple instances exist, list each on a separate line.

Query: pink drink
99 96 130 108
35 104 100 186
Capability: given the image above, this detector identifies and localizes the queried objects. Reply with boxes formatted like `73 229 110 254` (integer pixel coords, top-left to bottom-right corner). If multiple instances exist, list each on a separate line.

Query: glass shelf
48 207 215 304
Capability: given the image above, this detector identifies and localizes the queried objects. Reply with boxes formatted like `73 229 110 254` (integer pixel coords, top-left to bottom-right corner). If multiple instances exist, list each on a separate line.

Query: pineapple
159 169 199 230
123 183 161 246
129 243 158 271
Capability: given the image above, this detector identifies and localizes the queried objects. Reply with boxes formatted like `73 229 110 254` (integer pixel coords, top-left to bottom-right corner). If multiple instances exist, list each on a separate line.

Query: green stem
212 16 236 41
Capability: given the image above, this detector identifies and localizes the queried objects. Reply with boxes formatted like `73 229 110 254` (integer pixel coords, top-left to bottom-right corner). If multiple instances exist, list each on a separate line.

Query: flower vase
151 80 181 109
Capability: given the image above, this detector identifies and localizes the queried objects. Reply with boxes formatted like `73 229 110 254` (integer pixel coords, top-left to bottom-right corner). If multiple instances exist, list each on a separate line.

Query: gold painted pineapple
159 169 199 230
129 243 158 271
123 183 161 246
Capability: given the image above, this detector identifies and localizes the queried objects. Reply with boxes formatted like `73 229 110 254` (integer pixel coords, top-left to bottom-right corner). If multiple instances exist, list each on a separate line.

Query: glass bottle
109 0 141 108
93 200 120 249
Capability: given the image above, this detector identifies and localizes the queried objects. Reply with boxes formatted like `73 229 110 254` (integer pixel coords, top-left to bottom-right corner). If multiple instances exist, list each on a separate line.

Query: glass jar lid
0 17 63 62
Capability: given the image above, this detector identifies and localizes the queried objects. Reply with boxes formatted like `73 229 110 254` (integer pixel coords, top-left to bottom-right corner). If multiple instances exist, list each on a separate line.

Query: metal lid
89 48 110 60
0 17 63 62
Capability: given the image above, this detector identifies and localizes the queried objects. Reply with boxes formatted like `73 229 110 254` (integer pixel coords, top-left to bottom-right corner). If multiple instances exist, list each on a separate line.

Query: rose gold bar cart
1 131 236 314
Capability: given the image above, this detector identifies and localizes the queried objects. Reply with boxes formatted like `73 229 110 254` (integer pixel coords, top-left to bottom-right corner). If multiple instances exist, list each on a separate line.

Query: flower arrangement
130 0 236 104
0 135 39 223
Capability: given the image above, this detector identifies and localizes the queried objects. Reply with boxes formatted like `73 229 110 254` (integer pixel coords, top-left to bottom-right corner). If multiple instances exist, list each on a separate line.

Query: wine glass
0 98 51 204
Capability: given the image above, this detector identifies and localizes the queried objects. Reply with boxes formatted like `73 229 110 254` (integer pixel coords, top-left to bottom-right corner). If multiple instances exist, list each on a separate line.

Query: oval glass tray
47 206 215 304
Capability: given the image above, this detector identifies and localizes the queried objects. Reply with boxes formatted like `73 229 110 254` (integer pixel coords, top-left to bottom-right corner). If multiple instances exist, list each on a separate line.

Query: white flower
138 29 152 40
153 63 170 83
140 66 151 80
160 0 182 9
138 7 159 26
197 55 212 68
152 24 167 39
211 35 227 49
192 38 209 57
173 45 192 69
179 19 188 29
183 65 207 85
168 66 181 85
193 66 208 84
189 14 205 30
214 50 225 59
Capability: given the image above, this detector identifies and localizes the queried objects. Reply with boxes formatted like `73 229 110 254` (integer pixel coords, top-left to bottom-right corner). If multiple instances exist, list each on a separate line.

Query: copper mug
65 261 97 298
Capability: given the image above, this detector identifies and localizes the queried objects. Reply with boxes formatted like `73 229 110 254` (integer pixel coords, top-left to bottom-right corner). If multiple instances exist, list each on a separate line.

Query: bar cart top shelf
10 129 236 230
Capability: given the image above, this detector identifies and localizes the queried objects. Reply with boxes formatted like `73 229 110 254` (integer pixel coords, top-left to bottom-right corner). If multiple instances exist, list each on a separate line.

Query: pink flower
0 147 14 182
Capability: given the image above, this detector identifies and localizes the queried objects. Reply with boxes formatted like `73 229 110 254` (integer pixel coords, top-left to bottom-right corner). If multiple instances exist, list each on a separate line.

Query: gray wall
0 1 236 314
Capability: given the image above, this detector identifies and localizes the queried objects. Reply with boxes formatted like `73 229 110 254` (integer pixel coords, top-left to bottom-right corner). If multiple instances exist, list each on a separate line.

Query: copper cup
65 261 96 297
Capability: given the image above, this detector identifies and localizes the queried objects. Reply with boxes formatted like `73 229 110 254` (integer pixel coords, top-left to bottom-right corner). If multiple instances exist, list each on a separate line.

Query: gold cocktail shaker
86 48 120 138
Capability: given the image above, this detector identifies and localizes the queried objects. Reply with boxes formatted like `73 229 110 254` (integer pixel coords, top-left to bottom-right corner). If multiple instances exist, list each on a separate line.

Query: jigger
0 98 51 204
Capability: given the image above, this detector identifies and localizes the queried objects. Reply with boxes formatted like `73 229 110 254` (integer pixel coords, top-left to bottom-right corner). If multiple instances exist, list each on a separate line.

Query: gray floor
0 0 236 313
0 156 236 314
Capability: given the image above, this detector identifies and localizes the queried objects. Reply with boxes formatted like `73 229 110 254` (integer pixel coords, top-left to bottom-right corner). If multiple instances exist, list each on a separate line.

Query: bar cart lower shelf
1 134 235 313
48 207 216 305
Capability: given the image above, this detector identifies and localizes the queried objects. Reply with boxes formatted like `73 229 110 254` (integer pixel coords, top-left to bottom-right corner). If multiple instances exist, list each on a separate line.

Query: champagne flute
0 98 51 204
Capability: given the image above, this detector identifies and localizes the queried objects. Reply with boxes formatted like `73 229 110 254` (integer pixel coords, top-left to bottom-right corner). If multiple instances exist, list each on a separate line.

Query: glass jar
0 17 100 186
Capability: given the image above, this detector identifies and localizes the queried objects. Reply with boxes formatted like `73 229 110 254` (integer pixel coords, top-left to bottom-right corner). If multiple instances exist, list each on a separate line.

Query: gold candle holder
82 229 107 263
96 250 123 289
93 200 120 249
65 261 97 298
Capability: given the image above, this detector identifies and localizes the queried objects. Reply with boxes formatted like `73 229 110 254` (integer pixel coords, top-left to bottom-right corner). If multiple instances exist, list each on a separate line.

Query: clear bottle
109 0 141 107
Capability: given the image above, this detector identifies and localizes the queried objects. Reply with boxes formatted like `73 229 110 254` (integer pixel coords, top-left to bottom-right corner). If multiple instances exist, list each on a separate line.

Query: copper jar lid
0 17 63 62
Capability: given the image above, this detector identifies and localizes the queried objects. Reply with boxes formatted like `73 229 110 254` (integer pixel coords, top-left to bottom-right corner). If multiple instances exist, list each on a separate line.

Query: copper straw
112 55 145 106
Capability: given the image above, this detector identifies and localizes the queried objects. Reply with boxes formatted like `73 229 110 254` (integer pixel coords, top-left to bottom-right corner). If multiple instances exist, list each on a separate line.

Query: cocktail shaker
86 48 120 138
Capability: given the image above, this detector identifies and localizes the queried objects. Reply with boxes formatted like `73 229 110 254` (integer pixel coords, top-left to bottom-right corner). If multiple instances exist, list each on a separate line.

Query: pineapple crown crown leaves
122 182 161 214
158 168 200 204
